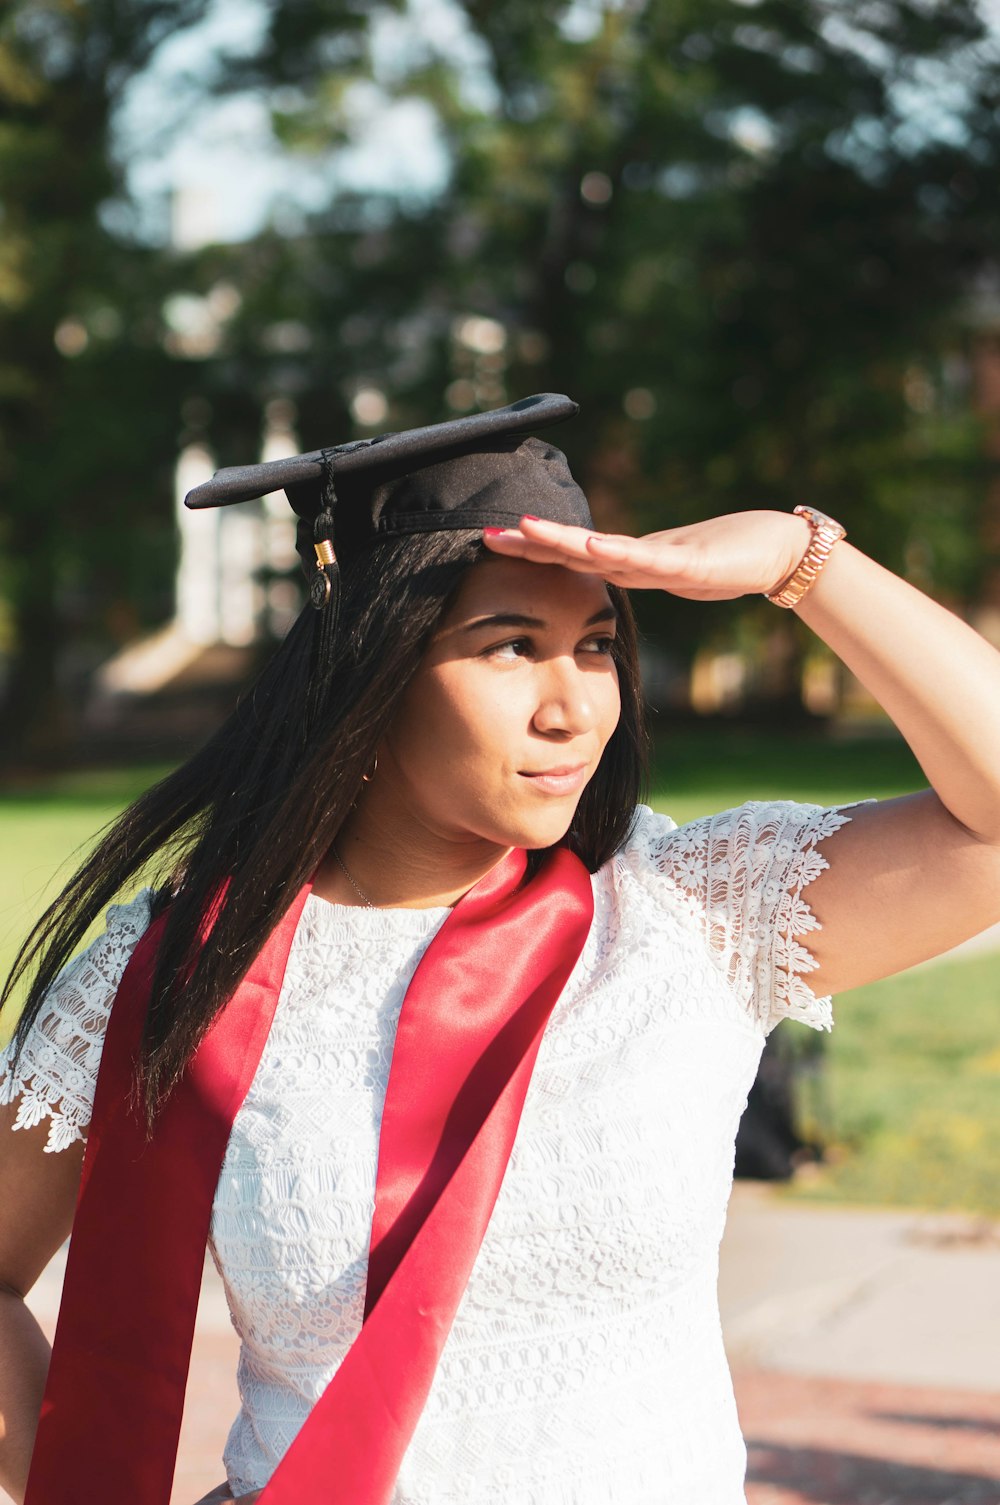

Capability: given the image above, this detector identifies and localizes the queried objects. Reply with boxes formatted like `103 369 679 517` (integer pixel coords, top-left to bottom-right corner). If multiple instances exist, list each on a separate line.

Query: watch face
797 505 845 538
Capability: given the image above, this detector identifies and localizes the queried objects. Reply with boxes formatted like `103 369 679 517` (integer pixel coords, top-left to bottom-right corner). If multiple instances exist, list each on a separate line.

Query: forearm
0 1292 50 1504
484 505 1000 840
796 539 1000 842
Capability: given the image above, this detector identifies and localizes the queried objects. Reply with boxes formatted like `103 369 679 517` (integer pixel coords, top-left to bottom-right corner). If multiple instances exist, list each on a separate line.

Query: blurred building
87 401 301 752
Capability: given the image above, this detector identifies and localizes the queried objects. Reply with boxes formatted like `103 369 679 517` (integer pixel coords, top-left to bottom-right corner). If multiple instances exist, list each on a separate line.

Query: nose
530 655 598 738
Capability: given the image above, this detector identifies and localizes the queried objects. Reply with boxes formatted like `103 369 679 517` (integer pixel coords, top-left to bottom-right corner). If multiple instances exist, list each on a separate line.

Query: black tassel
306 462 341 737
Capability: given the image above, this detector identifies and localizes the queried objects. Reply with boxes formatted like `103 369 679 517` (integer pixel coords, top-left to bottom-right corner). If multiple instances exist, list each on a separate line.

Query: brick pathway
734 1369 1000 1505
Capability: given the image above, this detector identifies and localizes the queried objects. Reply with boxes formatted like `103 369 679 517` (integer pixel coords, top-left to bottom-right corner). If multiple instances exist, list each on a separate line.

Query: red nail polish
521 514 540 522
482 526 506 536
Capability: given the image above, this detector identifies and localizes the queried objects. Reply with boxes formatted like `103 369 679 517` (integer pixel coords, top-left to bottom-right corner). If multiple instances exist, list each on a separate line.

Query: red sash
26 846 593 1505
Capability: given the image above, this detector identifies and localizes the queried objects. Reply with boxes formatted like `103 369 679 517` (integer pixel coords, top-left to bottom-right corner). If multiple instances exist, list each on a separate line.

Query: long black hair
1 530 648 1126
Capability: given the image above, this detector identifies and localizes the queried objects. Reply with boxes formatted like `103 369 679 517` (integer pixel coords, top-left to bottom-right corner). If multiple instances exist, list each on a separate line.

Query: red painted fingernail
520 514 540 522
482 526 506 536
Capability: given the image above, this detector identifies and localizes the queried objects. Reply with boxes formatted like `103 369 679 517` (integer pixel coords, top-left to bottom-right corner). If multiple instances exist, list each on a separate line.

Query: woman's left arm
483 509 1000 994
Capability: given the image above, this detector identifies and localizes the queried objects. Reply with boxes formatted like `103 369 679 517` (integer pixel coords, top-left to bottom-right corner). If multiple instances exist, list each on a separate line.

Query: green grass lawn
0 764 174 1045
647 722 927 823
2 733 997 1217
790 950 1000 1217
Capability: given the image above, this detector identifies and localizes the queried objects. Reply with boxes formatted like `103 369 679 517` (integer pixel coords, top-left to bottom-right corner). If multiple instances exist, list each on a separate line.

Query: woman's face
380 556 622 853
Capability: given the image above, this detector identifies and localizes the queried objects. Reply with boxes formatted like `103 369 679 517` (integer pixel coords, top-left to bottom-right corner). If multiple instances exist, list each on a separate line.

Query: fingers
482 516 677 589
483 517 602 566
483 517 638 578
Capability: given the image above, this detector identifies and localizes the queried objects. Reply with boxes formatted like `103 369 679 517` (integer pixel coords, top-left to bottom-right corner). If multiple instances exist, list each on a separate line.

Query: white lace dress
1 801 858 1504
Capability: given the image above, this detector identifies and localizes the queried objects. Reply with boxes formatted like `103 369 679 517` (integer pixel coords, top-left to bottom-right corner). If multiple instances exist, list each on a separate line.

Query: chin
499 809 577 854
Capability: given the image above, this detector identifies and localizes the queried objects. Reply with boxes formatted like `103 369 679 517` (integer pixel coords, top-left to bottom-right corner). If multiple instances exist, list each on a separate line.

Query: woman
1 394 999 1505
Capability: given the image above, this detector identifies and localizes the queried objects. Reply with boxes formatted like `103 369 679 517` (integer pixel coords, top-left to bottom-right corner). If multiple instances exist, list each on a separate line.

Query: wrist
769 513 812 595
766 506 847 609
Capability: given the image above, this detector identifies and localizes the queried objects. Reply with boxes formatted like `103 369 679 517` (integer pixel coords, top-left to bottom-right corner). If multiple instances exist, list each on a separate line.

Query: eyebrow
462 606 619 634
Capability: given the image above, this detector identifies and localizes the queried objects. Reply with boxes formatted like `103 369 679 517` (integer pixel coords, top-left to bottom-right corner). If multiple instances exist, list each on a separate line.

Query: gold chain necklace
331 844 376 908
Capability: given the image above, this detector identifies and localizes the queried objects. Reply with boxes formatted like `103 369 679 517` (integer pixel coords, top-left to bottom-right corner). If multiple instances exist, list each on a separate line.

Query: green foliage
3 0 1000 756
232 0 1000 605
0 1 202 756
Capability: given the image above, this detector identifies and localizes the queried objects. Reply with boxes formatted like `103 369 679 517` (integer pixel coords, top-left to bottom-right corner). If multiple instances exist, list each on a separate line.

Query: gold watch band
766 505 846 609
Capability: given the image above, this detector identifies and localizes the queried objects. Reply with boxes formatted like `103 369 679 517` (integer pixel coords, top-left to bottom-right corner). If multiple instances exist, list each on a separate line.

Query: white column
260 398 302 637
175 443 221 645
218 507 263 647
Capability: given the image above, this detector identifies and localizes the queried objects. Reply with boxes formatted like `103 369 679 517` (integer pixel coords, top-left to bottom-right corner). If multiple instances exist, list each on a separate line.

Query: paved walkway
720 1185 1000 1504
15 1184 1000 1504
720 1185 1000 1392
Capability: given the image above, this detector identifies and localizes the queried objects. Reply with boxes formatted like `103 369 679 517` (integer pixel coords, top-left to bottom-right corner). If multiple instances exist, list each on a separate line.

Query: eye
484 637 533 662
581 634 616 656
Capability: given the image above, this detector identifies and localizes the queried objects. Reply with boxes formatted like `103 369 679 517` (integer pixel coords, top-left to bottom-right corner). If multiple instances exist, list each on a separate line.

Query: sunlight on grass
786 950 1000 1217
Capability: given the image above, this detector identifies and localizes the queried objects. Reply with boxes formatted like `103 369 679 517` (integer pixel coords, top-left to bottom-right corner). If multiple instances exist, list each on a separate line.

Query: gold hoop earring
361 755 378 784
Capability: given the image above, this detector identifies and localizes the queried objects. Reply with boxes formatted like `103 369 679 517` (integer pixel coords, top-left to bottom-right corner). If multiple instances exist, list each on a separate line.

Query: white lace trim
0 890 154 1152
637 799 869 1033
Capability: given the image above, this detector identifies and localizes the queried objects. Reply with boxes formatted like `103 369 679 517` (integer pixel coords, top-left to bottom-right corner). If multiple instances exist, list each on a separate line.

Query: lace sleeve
0 891 154 1152
632 800 869 1034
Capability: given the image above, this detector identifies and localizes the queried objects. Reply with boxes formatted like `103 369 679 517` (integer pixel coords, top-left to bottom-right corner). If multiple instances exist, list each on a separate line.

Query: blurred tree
0 0 202 760
4 0 1000 757
213 0 1000 682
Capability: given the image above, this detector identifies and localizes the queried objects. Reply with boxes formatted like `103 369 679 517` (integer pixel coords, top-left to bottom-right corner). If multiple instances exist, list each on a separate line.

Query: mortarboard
185 391 591 595
183 393 593 726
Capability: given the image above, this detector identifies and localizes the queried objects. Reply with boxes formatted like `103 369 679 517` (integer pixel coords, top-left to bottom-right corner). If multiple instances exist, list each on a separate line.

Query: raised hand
482 509 812 602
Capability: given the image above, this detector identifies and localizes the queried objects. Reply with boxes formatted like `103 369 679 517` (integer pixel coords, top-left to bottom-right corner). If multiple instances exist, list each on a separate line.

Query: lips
519 763 589 795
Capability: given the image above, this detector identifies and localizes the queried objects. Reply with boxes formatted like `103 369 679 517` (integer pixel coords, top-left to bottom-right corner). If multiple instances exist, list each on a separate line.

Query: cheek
395 670 526 783
431 676 528 774
602 664 622 735
585 663 622 758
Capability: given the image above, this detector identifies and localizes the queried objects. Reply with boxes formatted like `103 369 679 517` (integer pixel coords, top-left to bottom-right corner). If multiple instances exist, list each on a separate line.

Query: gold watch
765 505 846 609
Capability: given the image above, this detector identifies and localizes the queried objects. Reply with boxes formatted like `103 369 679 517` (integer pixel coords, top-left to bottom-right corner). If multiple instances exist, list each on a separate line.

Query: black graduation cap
184 393 592 727
185 392 591 590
